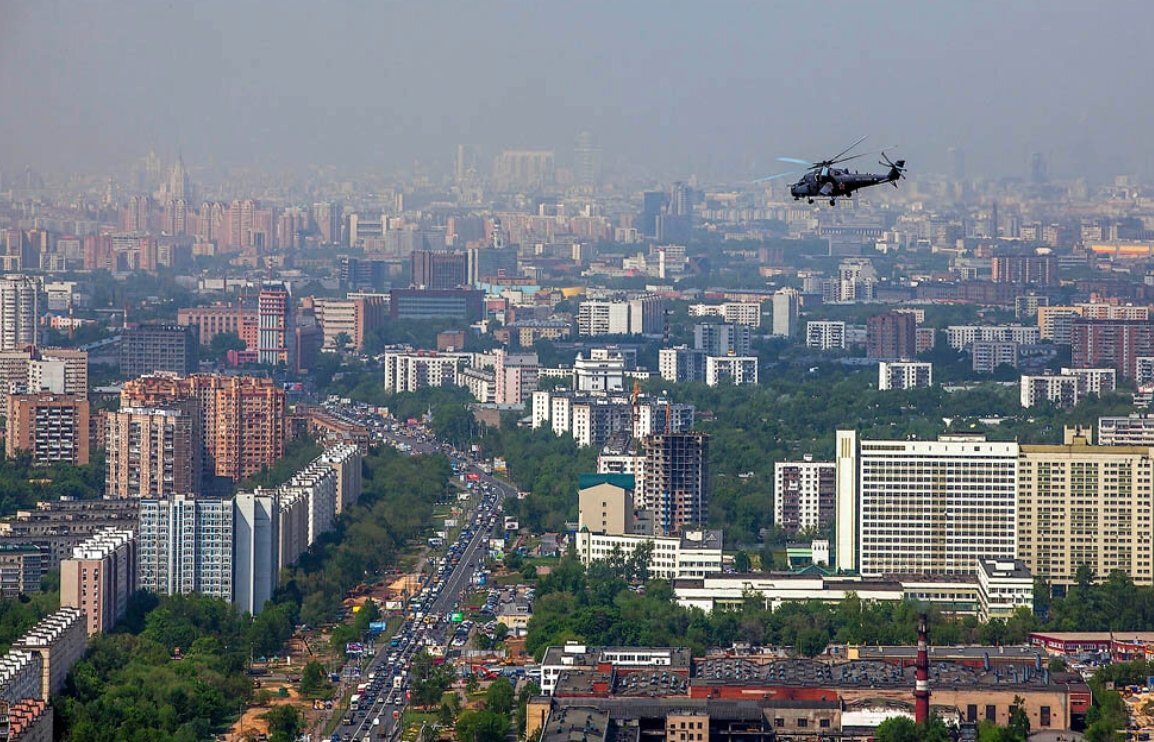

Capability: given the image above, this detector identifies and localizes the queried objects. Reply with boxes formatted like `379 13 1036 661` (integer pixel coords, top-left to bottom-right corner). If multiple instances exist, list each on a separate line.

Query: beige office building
1018 430 1154 586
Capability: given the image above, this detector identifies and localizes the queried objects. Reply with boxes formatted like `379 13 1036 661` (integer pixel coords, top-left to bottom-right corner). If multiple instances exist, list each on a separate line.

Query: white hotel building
835 430 1019 577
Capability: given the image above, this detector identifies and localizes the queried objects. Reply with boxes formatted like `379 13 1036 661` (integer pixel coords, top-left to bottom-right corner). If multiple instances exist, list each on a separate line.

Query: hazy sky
2 0 1151 182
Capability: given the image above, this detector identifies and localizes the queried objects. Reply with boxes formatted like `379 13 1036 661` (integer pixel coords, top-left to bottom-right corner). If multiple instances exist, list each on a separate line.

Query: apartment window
1040 706 1051 727
967 705 978 722
797 718 808 728
774 718 784 728
985 705 996 721
819 719 830 729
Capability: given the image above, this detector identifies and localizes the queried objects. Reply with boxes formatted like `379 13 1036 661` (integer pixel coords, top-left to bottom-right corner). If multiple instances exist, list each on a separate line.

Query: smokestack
915 612 931 724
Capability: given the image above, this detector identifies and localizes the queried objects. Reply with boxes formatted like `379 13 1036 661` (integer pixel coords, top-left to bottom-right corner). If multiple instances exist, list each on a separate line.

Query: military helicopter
758 136 906 205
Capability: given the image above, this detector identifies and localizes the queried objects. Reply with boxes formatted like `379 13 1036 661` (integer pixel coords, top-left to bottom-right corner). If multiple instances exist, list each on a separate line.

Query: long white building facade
835 430 1019 577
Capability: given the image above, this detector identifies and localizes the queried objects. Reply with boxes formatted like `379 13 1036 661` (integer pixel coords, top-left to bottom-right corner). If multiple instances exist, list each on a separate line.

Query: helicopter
758 136 906 205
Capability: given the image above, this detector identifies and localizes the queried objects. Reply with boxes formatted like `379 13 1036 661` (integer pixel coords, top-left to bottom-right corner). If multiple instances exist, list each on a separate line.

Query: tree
1007 696 1030 740
733 550 751 572
485 677 515 716
299 660 327 696
455 709 509 742
874 716 920 742
263 705 302 742
333 332 353 352
465 673 480 695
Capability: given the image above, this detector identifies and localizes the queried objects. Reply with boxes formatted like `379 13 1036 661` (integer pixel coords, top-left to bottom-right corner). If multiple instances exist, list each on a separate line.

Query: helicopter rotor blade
776 157 813 167
754 170 799 183
827 135 868 164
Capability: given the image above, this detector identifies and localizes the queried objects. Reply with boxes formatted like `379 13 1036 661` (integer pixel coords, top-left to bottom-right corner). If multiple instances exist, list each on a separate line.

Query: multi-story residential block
972 340 1019 373
318 444 362 515
176 303 259 348
119 374 286 483
578 295 664 336
5 393 90 465
532 390 694 448
257 282 294 367
0 650 43 704
774 458 835 534
693 323 752 356
835 431 1018 577
688 302 762 327
119 324 199 378
866 311 917 360
704 355 758 386
945 325 1040 350
877 361 932 391
1070 318 1154 378
805 320 846 350
313 295 386 351
493 349 539 405
990 253 1057 285
1098 414 1154 446
0 275 38 351
1038 304 1149 343
137 495 233 600
1020 368 1115 408
658 346 707 383
641 432 708 537
30 348 87 395
232 492 277 616
771 288 800 338
382 349 468 393
11 607 86 699
106 407 200 498
59 529 137 636
1018 430 1154 587
572 351 627 392
0 545 43 597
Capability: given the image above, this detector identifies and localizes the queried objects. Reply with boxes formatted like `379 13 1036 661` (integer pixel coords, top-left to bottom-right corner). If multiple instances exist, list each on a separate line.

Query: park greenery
0 450 106 518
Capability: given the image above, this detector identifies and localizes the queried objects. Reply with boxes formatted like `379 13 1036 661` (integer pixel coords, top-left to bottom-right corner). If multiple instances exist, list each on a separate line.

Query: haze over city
2 0 1152 182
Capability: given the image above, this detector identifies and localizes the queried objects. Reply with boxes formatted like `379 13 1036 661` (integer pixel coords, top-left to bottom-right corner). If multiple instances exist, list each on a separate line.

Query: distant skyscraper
410 250 468 289
574 131 601 187
948 146 965 181
1030 152 1048 185
0 275 38 351
257 282 294 367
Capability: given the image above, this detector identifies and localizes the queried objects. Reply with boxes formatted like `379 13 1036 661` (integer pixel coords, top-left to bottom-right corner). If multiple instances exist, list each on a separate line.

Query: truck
350 693 361 710
393 675 403 690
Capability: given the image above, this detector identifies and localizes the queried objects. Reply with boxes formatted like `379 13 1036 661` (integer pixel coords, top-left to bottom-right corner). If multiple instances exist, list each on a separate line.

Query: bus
350 693 361 711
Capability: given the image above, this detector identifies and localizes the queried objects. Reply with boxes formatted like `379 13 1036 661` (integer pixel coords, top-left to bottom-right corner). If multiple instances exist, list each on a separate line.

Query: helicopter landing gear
830 198 836 206
807 198 814 204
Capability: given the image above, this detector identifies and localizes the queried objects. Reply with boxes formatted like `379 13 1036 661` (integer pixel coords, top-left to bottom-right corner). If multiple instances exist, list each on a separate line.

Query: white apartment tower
0 274 38 351
835 431 1019 576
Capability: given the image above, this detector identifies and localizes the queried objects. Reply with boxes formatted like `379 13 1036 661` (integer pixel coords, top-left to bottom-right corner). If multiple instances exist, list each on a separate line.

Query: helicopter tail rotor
880 152 907 186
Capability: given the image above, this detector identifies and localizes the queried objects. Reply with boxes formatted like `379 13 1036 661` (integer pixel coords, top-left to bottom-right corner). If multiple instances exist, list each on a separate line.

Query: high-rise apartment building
774 458 835 534
1071 318 1154 378
835 431 1018 577
5 393 90 465
578 296 664 337
877 361 933 391
704 356 758 386
658 346 707 383
866 311 918 360
771 288 800 338
382 350 468 394
257 282 294 367
59 529 137 636
137 495 233 600
1018 431 1154 586
641 432 709 537
232 492 277 616
805 321 846 350
106 407 200 498
693 323 752 357
0 275 38 351
493 349 539 405
119 374 286 483
119 324 199 378
1099 414 1154 446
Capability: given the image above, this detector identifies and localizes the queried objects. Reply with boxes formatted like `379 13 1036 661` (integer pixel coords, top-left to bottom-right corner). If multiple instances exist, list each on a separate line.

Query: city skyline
2 1 1153 182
